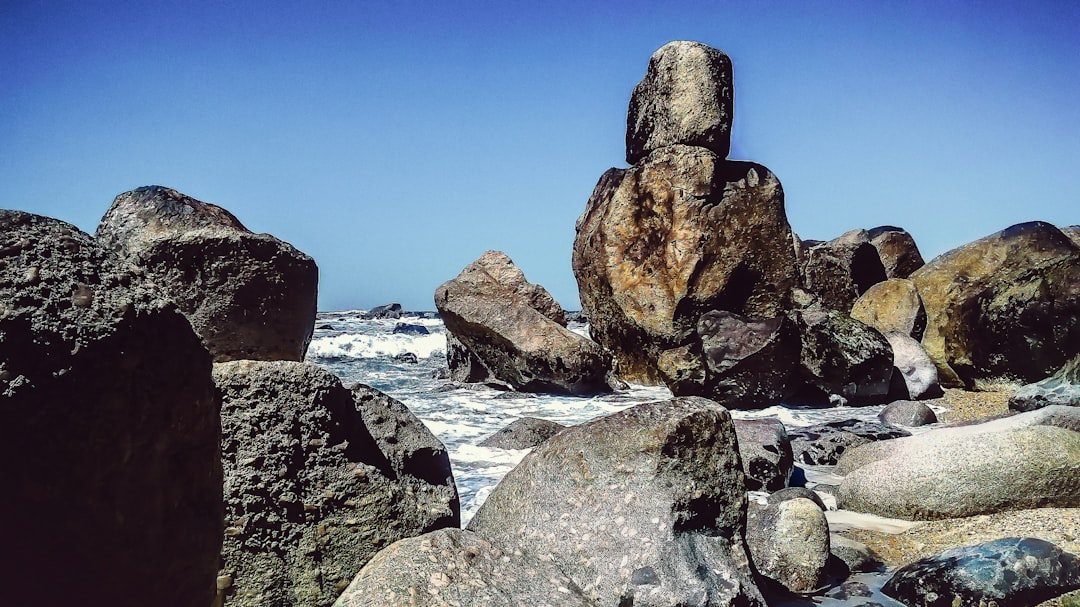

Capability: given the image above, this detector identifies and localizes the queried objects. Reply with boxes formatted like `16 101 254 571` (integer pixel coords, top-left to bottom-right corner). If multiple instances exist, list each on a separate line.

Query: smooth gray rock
882 537 1080 607
479 417 567 450
626 40 733 164
95 185 318 362
1010 355 1080 411
878 400 938 427
0 211 222 607
468 398 766 607
215 361 458 607
885 331 943 400
734 418 793 491
746 497 831 594
788 419 909 466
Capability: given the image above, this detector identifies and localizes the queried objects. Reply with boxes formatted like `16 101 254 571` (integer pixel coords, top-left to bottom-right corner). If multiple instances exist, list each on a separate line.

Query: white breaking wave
307 332 447 359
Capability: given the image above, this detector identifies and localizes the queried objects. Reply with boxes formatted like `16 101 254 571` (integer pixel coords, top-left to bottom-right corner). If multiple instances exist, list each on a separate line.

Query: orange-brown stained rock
851 278 926 340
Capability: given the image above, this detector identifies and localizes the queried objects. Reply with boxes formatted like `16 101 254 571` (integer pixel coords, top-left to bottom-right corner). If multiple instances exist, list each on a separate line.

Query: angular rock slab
332 528 592 607
0 211 222 606
733 418 794 491
882 537 1080 607
851 278 927 340
1010 354 1080 411
626 40 733 164
96 185 318 362
215 361 458 607
435 250 614 395
573 145 798 386
746 497 830 594
788 419 909 466
468 397 765 607
910 221 1080 389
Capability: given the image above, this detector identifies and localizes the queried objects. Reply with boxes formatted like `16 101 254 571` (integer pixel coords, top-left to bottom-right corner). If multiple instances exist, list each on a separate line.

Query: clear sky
3 1 1078 311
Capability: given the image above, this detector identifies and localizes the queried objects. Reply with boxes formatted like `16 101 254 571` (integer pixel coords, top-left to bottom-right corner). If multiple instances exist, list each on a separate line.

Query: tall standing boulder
435 251 615 395
215 361 458 607
867 226 924 279
626 40 733 164
96 185 319 362
0 211 222 606
910 221 1080 389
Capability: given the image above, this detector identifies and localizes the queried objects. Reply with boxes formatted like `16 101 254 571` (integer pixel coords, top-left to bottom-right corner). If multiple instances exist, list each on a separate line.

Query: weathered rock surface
867 226 925 279
1062 225 1080 248
830 535 883 574
882 537 1080 607
468 398 766 607
574 145 798 388
851 278 927 339
479 417 567 450
0 211 222 606
95 185 318 362
746 497 831 594
789 419 910 466
734 418 793 491
910 221 1080 389
878 400 938 427
626 40 733 164
1010 355 1080 411
801 230 888 311
886 331 943 400
435 251 613 395
215 361 458 607
332 528 592 607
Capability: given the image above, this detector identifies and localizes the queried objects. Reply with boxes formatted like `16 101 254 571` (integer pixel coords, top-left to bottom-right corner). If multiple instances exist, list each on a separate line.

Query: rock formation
866 225 924 279
96 185 318 362
479 417 567 450
877 400 938 427
850 278 926 339
801 230 888 311
1009 354 1080 411
733 418 793 492
0 211 222 606
746 496 830 593
435 250 614 394
884 331 942 400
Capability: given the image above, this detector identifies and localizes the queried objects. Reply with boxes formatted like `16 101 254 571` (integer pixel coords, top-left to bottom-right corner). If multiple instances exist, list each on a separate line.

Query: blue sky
2 1 1078 311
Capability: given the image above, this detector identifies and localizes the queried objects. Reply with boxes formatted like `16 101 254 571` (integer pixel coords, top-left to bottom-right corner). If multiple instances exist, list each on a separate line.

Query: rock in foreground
0 211 222 606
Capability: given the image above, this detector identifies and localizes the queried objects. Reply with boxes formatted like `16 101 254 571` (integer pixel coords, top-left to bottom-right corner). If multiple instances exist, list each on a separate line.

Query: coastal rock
468 398 766 607
95 185 318 362
910 221 1080 389
332 529 592 607
392 322 429 335
746 497 830 594
435 251 612 395
850 278 927 339
788 419 910 466
215 361 458 607
1062 225 1080 248
0 211 222 606
626 40 733 164
801 230 888 311
830 535 883 574
885 331 943 400
479 417 567 450
363 303 402 319
878 400 938 427
733 418 794 492
573 145 798 386
882 537 1080 607
867 226 925 279
1010 355 1080 411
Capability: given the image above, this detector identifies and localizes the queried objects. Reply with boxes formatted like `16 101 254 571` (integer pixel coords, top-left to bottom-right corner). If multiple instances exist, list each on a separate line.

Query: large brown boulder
801 229 888 311
850 278 926 339
468 398 766 607
215 361 458 607
435 250 614 395
573 145 799 389
867 226 924 279
0 211 222 606
910 221 1080 389
96 185 318 362
626 40 733 164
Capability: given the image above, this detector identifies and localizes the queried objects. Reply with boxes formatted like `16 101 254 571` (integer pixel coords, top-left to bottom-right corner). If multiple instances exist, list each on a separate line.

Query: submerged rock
1009 354 1080 411
0 211 222 606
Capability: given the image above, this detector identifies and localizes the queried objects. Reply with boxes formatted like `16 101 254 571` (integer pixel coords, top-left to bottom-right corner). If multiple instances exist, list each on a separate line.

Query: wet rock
746 497 830 593
802 231 888 311
789 419 910 466
436 251 612 395
392 322 429 335
363 303 402 319
479 417 567 450
626 40 733 164
95 185 318 362
882 537 1080 607
1010 355 1080 411
733 418 794 491
878 400 938 427
885 331 943 400
910 221 1080 389
392 352 418 364
850 278 927 340
830 535 883 574
0 211 222 607
215 361 458 607
867 226 925 279
468 398 766 607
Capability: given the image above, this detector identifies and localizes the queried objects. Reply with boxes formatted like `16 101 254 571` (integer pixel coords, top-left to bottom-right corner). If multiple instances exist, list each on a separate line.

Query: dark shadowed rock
573 146 798 387
885 331 943 400
626 40 733 164
215 361 458 607
830 535 884 574
392 322 429 335
789 420 910 466
882 537 1080 607
363 303 402 319
1061 225 1080 248
851 278 927 340
878 400 938 427
435 251 613 395
479 417 567 450
910 221 1080 389
95 186 318 362
468 398 766 607
0 211 222 606
802 231 888 311
746 497 830 593
734 418 794 491
1010 355 1080 411
867 226 925 279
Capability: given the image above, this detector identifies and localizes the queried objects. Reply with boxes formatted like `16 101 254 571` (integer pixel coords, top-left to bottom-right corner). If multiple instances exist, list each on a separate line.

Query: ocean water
307 309 908 606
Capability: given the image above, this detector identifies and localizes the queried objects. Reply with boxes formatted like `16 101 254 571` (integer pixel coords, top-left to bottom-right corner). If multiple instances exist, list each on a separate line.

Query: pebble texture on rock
468 398 766 607
96 185 318 362
626 40 733 164
0 211 222 606
215 361 458 607
746 497 831 593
